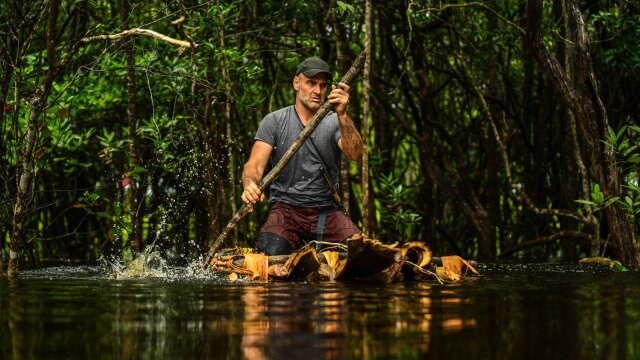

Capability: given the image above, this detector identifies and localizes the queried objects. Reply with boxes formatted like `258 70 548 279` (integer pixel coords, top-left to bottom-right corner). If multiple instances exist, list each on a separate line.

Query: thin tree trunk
0 33 9 277
485 34 500 258
562 0 597 257
201 92 222 253
331 0 352 216
0 45 13 278
121 0 143 255
526 0 639 266
217 0 238 246
361 0 373 235
8 0 61 277
362 0 373 233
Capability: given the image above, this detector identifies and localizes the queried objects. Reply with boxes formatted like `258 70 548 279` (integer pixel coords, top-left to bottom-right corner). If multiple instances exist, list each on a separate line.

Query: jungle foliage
1 0 640 275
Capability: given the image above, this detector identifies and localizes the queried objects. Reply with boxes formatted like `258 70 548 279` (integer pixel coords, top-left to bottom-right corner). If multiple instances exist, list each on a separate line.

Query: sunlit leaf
436 266 461 281
580 257 628 271
320 251 347 281
439 255 479 279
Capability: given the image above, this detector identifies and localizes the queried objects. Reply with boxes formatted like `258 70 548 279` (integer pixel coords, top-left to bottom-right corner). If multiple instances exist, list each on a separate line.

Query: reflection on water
235 284 351 360
1 264 639 359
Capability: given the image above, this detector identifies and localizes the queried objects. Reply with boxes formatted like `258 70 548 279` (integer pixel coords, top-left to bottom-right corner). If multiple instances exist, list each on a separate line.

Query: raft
207 233 478 283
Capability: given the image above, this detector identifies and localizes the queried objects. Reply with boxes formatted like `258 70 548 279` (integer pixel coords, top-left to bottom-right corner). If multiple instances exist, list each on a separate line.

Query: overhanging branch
419 2 525 36
81 28 197 48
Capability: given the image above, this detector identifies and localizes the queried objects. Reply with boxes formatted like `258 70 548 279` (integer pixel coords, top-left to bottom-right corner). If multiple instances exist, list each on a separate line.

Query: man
241 56 363 256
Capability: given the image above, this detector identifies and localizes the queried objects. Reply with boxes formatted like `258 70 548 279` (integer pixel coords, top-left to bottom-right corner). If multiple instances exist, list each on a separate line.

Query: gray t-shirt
254 105 342 207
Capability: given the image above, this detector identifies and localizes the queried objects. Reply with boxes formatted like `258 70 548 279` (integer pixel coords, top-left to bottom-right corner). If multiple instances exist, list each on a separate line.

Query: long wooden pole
202 50 366 268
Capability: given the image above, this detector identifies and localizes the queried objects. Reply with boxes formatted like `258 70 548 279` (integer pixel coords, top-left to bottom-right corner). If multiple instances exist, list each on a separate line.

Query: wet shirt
254 105 342 207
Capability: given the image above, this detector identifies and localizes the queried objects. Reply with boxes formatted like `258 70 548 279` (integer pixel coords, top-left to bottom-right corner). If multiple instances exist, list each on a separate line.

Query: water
1 263 639 359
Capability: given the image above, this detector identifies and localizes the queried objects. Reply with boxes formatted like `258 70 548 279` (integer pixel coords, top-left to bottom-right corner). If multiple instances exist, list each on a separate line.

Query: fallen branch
81 28 196 48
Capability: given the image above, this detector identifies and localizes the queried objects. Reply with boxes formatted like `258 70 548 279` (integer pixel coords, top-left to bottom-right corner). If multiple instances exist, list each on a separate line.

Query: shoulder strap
316 207 329 242
292 107 342 201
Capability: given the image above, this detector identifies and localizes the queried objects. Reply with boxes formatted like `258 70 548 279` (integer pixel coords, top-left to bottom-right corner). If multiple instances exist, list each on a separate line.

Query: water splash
108 250 168 279
101 247 219 281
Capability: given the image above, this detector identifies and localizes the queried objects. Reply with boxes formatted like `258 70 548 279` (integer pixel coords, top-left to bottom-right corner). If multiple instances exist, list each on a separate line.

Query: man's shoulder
259 106 293 130
266 105 294 119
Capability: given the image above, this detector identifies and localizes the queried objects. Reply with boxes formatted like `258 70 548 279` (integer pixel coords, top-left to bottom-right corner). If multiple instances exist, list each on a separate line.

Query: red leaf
35 146 47 158
121 177 132 188
56 108 70 118
3 104 12 112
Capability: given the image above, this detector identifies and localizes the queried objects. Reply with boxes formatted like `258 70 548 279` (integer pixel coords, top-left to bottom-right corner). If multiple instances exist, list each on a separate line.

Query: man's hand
241 140 272 204
241 182 264 204
330 81 362 161
328 82 350 116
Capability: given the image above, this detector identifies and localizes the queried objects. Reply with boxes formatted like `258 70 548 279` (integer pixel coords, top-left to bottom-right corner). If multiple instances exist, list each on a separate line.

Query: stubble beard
299 94 322 114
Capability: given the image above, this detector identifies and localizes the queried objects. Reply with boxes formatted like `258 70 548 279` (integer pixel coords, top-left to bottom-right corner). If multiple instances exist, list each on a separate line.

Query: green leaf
616 125 627 140
336 1 354 16
592 192 604 203
607 126 617 142
611 260 628 272
114 203 122 216
604 196 620 206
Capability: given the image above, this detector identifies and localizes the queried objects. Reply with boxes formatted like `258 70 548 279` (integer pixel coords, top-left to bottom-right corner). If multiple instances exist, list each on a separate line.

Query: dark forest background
2 0 640 276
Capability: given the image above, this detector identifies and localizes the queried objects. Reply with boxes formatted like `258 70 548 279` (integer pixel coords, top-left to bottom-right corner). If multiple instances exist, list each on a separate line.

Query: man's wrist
244 178 259 189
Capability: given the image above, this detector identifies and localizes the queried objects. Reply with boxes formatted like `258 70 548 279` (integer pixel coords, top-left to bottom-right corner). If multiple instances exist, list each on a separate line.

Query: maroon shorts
260 202 361 249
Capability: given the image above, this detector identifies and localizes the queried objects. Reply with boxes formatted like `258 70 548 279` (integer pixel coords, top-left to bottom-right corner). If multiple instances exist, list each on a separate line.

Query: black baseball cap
295 57 332 82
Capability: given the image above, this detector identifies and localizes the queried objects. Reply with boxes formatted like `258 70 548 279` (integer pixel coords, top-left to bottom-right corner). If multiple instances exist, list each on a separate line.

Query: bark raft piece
209 252 269 281
207 235 478 283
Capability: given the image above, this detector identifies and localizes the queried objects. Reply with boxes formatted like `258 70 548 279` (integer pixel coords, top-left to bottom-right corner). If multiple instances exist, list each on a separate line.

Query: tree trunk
218 0 238 246
560 0 595 259
8 0 61 277
526 0 639 266
0 39 14 278
361 0 373 234
121 0 143 255
200 91 223 254
331 0 352 216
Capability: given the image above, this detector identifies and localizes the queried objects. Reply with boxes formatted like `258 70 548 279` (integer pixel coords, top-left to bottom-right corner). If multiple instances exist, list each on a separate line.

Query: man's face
294 73 329 113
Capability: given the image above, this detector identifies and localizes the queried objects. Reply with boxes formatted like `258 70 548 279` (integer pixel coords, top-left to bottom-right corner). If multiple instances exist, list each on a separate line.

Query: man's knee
256 232 293 256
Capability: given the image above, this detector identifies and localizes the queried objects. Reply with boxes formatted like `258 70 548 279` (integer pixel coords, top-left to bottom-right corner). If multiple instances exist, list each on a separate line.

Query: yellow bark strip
242 253 269 282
